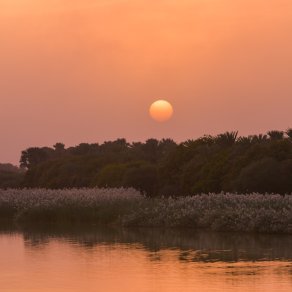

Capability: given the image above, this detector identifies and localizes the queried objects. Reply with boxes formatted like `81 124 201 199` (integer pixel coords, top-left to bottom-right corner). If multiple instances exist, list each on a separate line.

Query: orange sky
1 0 292 164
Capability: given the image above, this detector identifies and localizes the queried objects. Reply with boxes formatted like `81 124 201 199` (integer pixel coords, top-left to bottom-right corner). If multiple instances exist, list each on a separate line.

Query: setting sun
149 100 174 122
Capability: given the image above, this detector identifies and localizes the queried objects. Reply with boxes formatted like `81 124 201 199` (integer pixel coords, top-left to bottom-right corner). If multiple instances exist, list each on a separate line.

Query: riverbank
1 188 291 234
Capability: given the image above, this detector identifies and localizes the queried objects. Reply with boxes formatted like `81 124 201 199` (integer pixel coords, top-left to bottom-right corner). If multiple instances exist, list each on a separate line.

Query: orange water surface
0 229 292 292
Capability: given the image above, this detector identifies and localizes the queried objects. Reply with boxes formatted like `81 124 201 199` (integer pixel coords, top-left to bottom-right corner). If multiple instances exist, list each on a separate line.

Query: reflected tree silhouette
3 226 292 263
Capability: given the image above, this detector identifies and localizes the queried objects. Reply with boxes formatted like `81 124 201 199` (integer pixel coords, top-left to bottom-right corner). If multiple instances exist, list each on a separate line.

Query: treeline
3 129 292 195
0 164 25 188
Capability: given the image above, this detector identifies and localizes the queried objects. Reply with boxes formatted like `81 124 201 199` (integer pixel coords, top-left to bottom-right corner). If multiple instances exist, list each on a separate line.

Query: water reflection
7 227 292 262
1 227 292 292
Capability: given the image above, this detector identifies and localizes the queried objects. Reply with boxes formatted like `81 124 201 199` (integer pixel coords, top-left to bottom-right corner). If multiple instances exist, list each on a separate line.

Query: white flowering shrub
0 188 143 224
0 189 292 233
123 193 292 233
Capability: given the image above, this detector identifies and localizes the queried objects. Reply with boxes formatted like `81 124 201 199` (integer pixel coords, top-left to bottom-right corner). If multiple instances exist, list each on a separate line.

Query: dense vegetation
0 164 24 188
2 129 292 195
1 189 292 234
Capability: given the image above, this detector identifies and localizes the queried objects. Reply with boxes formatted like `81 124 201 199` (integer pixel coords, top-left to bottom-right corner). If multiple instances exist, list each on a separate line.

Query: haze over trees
1 129 292 195
0 163 24 188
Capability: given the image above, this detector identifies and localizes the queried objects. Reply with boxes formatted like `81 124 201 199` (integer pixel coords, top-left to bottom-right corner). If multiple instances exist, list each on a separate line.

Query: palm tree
237 136 253 145
251 134 268 143
215 131 238 146
267 130 284 140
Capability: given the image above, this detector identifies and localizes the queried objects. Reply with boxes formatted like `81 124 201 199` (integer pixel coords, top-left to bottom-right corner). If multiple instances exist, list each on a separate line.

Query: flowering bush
0 189 292 233
0 188 142 225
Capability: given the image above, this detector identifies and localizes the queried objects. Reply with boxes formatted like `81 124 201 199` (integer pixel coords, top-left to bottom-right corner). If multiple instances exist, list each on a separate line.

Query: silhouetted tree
251 134 268 143
215 131 238 146
237 136 253 145
267 130 284 140
20 147 54 169
54 143 65 151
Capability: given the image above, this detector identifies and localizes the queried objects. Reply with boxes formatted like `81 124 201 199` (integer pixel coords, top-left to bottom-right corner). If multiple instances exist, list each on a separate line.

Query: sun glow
149 100 174 122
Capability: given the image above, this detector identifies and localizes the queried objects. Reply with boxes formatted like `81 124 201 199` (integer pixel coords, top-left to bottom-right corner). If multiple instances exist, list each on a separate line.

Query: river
1 227 292 291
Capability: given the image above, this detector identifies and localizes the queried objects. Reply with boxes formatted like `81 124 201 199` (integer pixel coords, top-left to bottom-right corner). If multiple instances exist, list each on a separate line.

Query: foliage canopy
1 130 292 195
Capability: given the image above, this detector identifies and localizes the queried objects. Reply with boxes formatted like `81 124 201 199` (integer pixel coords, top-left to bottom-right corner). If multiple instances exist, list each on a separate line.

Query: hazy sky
1 0 292 164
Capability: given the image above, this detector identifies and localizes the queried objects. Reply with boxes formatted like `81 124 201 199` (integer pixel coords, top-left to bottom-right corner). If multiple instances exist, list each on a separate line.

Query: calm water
1 228 292 292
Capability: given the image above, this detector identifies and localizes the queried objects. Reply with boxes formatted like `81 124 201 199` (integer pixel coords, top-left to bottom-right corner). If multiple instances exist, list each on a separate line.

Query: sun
149 100 174 122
